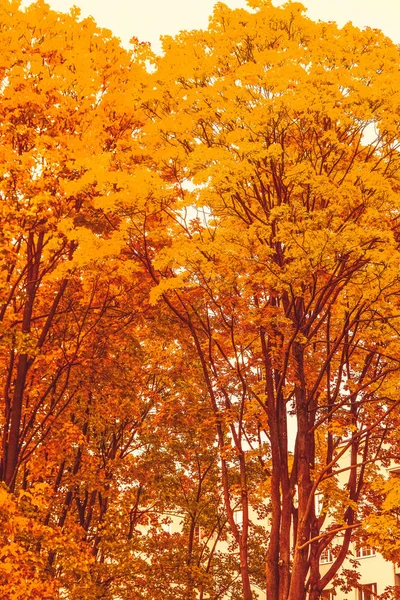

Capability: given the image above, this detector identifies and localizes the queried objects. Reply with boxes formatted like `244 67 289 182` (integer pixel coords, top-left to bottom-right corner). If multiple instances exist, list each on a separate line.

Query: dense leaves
1 1 400 599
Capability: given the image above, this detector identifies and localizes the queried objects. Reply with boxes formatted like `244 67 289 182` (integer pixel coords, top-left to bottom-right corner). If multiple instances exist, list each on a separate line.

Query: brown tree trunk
288 341 314 600
262 328 280 600
4 354 30 489
3 232 43 489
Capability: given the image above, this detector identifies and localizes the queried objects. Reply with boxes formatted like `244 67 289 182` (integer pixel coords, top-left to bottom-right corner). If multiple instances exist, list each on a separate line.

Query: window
320 548 333 564
356 547 375 558
321 590 334 600
233 510 243 526
358 583 377 600
315 493 323 517
194 525 204 542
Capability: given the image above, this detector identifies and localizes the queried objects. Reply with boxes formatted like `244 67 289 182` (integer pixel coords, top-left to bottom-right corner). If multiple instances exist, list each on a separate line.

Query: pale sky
22 0 400 53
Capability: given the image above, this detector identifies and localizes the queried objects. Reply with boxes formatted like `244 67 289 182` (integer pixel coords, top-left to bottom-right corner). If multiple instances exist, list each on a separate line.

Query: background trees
1 1 400 599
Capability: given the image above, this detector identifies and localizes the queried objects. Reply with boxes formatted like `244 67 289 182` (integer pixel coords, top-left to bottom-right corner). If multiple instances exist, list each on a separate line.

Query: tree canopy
1 1 400 599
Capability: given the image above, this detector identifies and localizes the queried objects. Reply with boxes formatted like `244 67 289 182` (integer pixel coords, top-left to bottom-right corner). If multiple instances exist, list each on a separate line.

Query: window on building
358 583 377 600
321 590 334 600
233 510 243 526
320 547 333 564
194 524 204 542
315 493 323 517
356 547 375 558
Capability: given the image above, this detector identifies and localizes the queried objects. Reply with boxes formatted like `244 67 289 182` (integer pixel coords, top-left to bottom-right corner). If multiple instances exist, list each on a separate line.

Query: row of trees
2 1 400 598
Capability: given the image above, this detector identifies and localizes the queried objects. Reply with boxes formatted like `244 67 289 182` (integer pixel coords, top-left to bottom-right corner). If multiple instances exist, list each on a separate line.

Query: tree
3 1 400 599
0 0 150 491
0 3 248 597
129 1 400 598
0 1 159 597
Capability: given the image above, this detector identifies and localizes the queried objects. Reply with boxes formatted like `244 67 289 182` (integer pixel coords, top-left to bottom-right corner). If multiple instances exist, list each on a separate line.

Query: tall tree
0 0 147 489
3 1 400 599
131 1 400 598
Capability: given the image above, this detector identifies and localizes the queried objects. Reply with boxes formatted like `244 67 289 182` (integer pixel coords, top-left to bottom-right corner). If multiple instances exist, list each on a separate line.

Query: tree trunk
2 232 43 489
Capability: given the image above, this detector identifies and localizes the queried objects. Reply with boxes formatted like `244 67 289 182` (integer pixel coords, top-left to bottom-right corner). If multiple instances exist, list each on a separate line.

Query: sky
22 0 400 54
